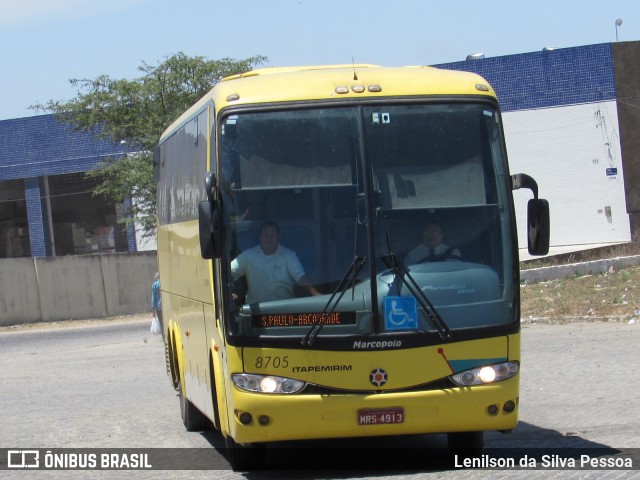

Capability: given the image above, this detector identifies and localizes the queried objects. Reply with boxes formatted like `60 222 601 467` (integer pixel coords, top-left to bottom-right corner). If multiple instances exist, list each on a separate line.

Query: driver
231 220 321 304
405 222 461 265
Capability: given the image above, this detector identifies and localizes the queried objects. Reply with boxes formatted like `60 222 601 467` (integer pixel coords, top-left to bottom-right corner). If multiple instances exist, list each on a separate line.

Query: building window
0 179 30 258
44 173 128 255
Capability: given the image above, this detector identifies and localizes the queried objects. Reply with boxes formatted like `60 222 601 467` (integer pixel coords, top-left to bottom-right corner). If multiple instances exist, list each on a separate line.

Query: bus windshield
219 103 516 342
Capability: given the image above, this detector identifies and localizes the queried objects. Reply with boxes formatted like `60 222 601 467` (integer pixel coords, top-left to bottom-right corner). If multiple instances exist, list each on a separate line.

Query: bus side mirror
512 173 550 256
527 198 550 256
199 172 222 259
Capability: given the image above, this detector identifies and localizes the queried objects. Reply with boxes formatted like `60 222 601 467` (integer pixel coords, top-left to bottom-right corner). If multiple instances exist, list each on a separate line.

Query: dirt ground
0 312 151 333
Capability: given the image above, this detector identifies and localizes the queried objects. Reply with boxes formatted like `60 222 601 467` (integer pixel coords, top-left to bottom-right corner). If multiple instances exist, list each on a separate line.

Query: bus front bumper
226 376 519 444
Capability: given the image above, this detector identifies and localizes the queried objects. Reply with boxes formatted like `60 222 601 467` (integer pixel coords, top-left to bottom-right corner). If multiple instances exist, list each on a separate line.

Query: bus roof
160 65 496 142
220 64 381 80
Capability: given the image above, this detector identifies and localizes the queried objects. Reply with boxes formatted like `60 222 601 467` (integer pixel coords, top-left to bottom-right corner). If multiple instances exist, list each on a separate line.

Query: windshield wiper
381 216 451 340
301 254 366 347
302 217 366 347
381 253 451 340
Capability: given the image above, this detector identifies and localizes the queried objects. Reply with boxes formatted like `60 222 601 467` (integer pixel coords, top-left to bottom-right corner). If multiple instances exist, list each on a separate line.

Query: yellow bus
156 64 550 469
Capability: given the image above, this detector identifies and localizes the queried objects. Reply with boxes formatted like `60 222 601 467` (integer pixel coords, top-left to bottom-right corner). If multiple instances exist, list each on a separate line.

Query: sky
0 0 638 121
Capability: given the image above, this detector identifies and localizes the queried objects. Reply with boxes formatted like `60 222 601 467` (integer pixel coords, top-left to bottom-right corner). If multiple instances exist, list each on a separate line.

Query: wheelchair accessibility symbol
384 296 418 330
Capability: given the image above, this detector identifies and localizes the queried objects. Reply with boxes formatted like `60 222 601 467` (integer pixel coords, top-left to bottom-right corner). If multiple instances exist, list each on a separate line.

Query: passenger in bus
238 202 265 220
404 222 461 265
223 184 265 222
230 220 321 304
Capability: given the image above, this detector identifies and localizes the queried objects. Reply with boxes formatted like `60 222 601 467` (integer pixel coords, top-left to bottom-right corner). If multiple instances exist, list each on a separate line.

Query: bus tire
167 335 180 391
447 431 484 455
178 381 211 432
164 339 172 382
224 436 266 471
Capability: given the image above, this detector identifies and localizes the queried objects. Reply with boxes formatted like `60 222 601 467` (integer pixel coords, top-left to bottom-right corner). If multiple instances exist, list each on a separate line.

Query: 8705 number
255 356 289 369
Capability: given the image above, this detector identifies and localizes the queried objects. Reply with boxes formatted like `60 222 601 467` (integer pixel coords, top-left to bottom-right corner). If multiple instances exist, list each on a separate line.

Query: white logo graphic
384 296 417 330
8 450 40 468
370 368 388 387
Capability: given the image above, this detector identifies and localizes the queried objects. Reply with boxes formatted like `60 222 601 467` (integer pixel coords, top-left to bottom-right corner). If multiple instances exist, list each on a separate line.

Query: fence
4 251 639 327
0 251 157 327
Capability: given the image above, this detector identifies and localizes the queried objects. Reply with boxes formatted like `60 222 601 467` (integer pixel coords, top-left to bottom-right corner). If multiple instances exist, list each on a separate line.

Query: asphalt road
1 317 639 479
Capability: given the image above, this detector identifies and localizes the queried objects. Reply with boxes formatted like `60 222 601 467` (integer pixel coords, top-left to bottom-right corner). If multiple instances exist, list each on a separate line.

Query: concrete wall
0 251 157 326
521 255 640 284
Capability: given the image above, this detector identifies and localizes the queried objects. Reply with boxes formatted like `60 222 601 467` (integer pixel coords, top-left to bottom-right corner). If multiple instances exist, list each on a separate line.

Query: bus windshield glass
219 103 515 341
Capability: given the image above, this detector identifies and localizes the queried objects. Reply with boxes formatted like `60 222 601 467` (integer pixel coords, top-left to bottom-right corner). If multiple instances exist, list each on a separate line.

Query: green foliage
34 53 267 237
85 152 156 236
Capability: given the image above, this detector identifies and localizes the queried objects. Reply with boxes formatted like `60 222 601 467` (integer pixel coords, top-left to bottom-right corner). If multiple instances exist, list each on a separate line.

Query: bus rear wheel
224 436 266 471
447 431 484 455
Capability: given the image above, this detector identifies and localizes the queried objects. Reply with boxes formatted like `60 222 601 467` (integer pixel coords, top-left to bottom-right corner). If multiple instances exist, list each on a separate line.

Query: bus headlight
232 373 306 394
450 361 519 386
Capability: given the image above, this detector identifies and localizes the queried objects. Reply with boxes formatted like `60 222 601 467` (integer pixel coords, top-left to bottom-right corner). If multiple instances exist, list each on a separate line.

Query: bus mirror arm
199 172 223 259
511 173 538 199
205 171 216 202
512 173 550 256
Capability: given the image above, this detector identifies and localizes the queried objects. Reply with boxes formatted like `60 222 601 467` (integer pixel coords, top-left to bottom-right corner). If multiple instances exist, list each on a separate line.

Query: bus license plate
357 407 404 425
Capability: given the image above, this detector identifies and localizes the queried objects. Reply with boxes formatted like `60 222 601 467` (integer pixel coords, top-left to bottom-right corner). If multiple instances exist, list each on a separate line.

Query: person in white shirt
231 220 321 304
404 222 461 265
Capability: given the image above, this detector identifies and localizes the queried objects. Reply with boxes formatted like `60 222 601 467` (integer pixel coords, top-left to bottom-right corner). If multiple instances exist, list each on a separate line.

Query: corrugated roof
435 43 616 112
0 114 139 180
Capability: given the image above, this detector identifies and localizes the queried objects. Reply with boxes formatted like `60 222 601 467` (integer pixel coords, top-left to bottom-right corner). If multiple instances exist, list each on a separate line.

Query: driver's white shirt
404 243 460 265
231 244 306 304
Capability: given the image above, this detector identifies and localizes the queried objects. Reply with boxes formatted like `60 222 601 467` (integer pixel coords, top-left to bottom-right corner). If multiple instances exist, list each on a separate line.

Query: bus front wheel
178 381 211 432
224 436 266 471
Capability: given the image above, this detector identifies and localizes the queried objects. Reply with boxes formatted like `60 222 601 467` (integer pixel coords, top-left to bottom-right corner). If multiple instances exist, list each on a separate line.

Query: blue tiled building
0 114 139 257
436 41 640 252
435 43 617 112
1 41 639 258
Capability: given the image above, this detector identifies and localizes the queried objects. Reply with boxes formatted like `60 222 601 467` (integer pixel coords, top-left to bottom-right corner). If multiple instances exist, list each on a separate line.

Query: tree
34 53 267 237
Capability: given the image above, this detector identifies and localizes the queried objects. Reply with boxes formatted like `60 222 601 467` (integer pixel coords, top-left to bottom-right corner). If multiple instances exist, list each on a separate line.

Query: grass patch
521 264 640 321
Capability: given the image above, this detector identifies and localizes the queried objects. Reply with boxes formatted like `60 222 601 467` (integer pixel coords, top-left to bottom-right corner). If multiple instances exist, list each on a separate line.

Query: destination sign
253 312 357 328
